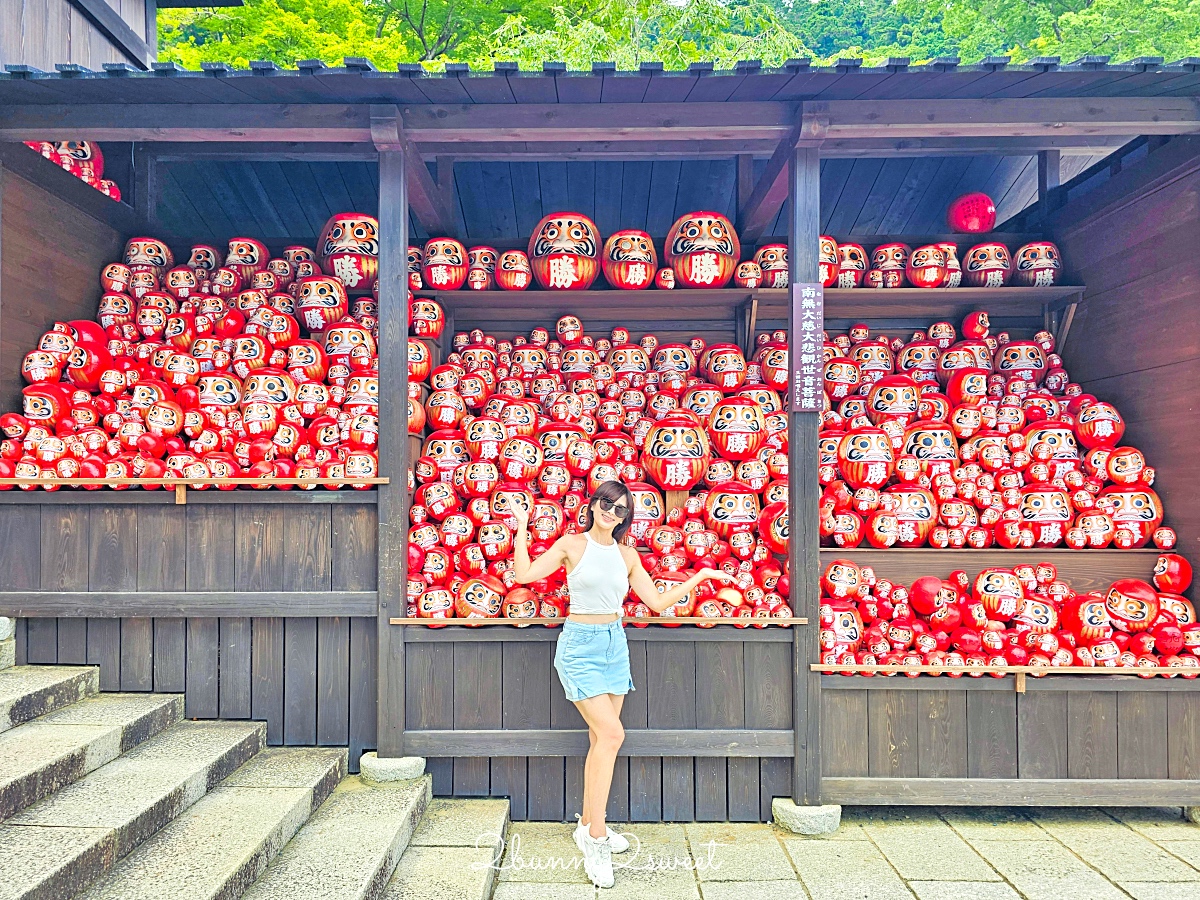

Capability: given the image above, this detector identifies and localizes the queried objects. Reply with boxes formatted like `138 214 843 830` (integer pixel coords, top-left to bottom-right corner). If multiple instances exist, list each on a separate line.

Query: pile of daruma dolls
406 306 795 625
24 141 122 201
2 212 387 489
819 555 1198 676
406 196 1059 294
816 310 1174 551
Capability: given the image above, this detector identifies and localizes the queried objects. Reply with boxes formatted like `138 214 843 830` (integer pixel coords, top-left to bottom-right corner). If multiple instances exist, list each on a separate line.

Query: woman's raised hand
508 501 530 531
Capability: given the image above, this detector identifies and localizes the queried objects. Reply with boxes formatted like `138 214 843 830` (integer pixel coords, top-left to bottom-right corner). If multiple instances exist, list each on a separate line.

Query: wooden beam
822 777 1200 806
0 105 373 143
401 729 795 757
372 104 454 238
398 101 799 143
67 0 153 69
374 107 410 758
0 591 377 617
740 110 827 246
2 99 1196 145
814 97 1200 139
413 135 1126 160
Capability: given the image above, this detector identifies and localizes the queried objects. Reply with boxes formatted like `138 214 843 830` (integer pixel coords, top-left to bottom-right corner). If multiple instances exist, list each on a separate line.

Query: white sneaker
574 827 614 888
575 815 630 852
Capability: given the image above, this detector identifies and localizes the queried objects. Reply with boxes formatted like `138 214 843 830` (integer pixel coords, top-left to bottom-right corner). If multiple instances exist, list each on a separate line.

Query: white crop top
566 533 630 615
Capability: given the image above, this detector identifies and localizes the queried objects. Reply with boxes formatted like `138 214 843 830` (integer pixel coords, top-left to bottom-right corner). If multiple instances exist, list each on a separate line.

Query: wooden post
373 106 410 758
789 136 823 806
1038 149 1061 222
133 143 157 231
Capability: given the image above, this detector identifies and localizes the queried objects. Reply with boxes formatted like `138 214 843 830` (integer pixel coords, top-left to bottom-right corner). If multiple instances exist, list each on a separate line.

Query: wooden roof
2 57 1200 105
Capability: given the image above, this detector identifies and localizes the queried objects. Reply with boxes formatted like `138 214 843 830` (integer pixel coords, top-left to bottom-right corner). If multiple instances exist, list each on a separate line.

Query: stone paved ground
490 806 1200 899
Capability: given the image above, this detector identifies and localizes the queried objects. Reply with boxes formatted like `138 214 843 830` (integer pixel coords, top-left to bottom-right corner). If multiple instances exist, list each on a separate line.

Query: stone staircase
0 664 509 900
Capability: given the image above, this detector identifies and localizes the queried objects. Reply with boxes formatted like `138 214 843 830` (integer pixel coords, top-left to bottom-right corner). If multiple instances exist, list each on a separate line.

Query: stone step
0 720 267 900
0 666 99 734
384 798 510 900
0 693 182 821
240 774 432 900
74 747 347 900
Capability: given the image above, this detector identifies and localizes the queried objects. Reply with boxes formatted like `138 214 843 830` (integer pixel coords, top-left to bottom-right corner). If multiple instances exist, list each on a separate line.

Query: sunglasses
595 497 631 520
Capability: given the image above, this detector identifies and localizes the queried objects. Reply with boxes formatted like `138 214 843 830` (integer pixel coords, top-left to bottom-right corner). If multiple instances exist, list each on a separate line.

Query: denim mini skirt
553 619 636 702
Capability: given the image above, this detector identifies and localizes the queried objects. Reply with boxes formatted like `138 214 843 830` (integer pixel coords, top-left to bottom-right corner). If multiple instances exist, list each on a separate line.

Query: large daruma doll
528 212 601 290
664 212 740 289
643 413 711 490
317 213 379 294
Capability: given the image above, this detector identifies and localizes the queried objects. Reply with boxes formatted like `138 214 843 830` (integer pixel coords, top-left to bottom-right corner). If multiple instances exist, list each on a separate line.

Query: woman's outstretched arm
624 547 737 613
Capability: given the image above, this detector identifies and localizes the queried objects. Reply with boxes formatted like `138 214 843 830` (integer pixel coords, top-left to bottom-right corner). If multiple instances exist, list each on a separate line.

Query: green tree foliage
487 0 810 69
159 0 1200 69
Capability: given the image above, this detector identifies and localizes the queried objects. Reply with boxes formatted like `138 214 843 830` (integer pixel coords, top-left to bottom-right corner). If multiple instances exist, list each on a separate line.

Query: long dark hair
583 479 635 542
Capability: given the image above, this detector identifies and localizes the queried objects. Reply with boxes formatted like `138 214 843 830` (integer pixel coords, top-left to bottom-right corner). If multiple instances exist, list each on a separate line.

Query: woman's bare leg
573 693 625 839
580 695 624 831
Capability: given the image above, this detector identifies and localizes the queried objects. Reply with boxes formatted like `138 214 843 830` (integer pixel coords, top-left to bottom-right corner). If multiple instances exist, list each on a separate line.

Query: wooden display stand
1 65 1199 819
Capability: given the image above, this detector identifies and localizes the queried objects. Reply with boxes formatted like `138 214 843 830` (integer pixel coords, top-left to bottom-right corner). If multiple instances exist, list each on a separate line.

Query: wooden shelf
390 616 805 626
419 286 1085 342
754 285 1086 325
419 288 750 325
817 548 1160 596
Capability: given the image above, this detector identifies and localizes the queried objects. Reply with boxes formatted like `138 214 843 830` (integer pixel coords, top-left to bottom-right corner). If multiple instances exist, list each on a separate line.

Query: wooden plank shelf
754 285 1086 325
0 489 377 505
817 548 1160 595
417 288 752 330
419 286 1085 343
389 616 806 626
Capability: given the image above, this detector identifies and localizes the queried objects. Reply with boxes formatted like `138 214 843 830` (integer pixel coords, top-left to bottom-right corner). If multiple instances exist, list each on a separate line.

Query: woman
510 480 735 889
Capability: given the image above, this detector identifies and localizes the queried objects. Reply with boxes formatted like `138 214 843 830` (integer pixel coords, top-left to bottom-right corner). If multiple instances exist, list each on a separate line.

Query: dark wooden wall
157 153 1105 250
823 680 1200 798
3 500 379 768
406 632 793 822
0 0 152 72
1054 138 1200 559
0 167 124 412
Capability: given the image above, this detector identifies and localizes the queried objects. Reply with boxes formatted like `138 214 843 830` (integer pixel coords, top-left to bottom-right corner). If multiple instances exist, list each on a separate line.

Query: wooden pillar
737 154 755 213
133 143 157 231
788 140 823 806
372 106 410 757
1038 149 1061 221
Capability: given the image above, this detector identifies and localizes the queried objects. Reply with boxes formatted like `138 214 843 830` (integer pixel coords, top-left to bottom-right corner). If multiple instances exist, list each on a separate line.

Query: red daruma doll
528 213 601 290
505 481 736 887
317 213 379 294
602 230 657 290
665 212 739 289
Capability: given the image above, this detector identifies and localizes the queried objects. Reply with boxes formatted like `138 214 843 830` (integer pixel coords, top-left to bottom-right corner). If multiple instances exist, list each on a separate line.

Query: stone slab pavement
489 806 1200 899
